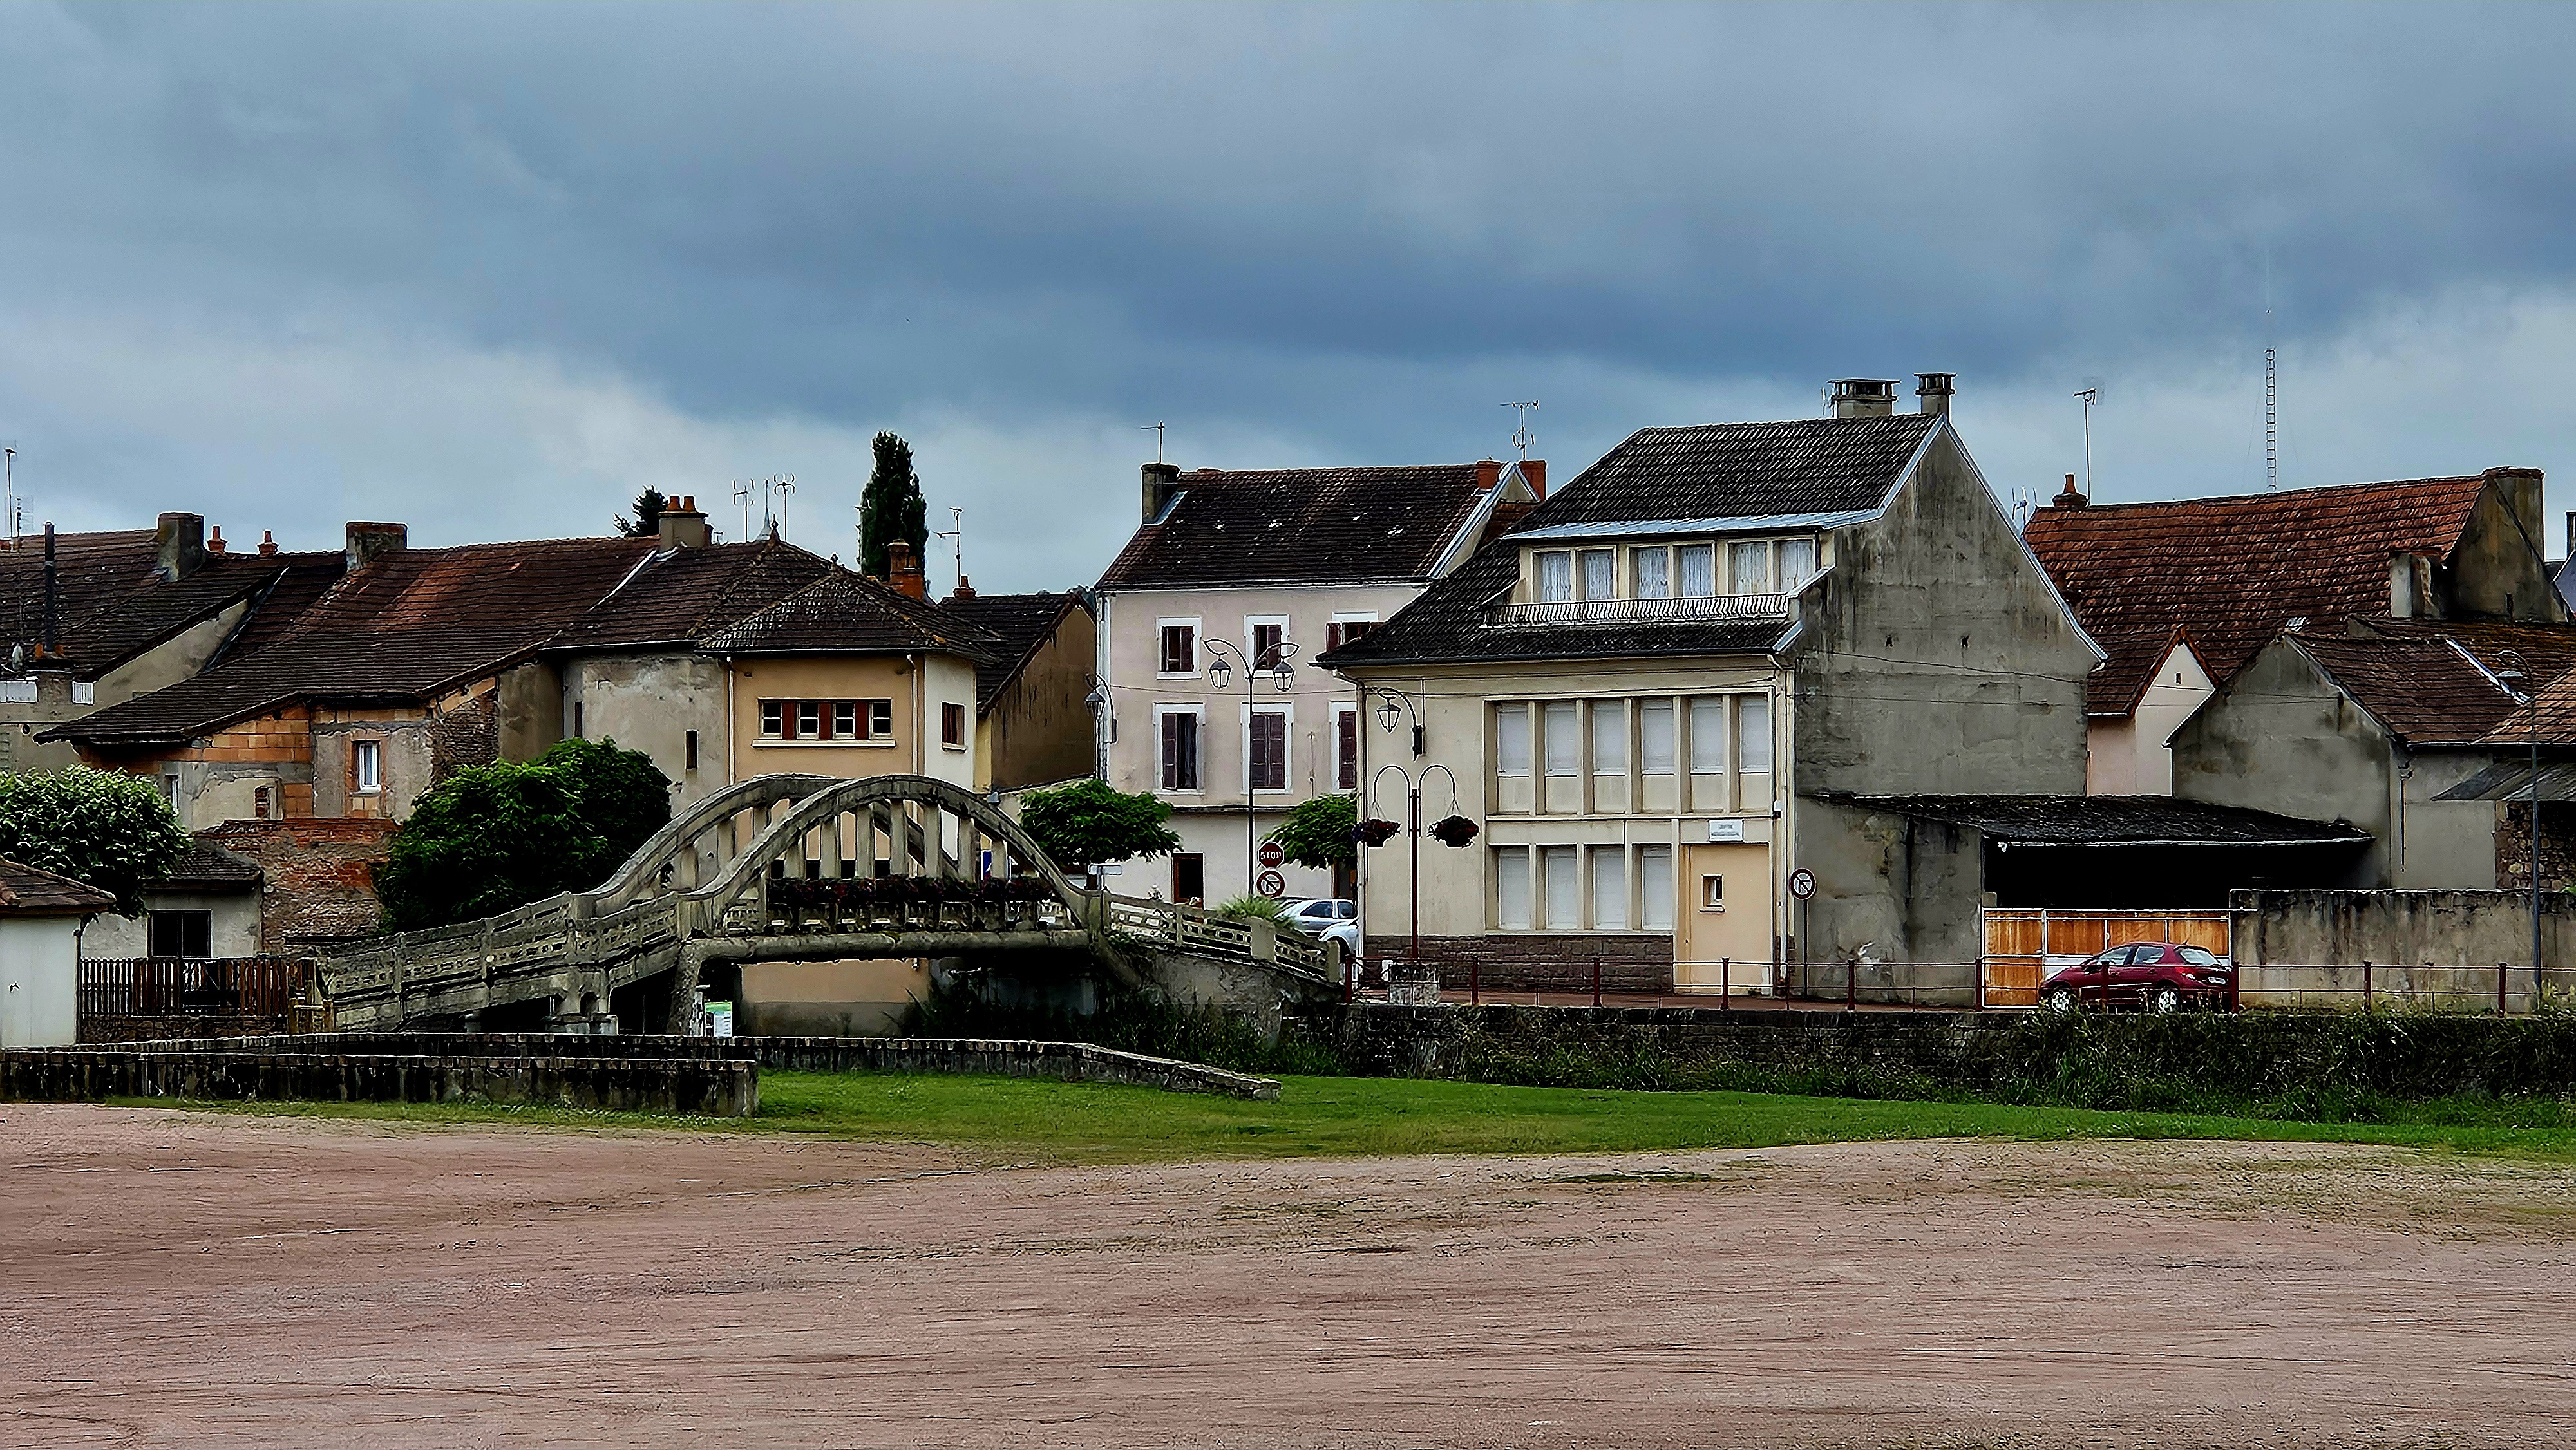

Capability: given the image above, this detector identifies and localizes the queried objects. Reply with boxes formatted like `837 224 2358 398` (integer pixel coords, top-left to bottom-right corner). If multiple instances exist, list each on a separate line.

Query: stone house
940 585 1098 793
1095 456 1542 905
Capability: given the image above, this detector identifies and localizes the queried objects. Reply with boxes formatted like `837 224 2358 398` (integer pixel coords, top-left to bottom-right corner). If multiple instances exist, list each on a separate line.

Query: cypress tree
858 432 929 578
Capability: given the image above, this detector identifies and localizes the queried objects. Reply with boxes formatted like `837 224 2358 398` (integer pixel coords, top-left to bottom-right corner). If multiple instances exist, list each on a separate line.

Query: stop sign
1258 841 1285 869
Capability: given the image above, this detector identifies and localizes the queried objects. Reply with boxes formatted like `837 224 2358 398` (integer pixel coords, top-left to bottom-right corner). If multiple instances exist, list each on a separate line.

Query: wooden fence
1980 910 2233 1008
78 957 302 1019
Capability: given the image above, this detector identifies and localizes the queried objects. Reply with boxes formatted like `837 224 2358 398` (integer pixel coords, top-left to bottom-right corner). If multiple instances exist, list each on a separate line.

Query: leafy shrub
1213 894 1294 923
1017 778 1179 872
0 766 189 915
375 737 672 931
1267 793 1356 870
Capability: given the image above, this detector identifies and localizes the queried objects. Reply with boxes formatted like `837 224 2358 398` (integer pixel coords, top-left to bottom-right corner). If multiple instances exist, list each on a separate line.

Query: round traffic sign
1788 867 1817 900
1258 841 1285 869
1256 869 1288 898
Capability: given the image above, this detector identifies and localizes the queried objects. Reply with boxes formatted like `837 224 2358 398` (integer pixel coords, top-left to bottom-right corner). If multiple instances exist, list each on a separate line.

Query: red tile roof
2023 475 2492 716
0 856 117 914
2289 633 2517 746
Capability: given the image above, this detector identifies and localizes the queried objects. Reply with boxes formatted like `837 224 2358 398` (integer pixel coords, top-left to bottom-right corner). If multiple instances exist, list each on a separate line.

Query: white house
0 856 116 1046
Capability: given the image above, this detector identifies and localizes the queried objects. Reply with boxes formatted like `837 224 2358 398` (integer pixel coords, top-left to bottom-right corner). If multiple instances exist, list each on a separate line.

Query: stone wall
0 1043 759 1116
1395 934 1672 993
79 1013 289 1044
203 816 399 948
745 1036 1279 1099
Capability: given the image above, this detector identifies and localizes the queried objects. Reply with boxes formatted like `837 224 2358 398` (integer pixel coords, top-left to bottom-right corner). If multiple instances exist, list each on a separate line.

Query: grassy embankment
127 1069 2576 1167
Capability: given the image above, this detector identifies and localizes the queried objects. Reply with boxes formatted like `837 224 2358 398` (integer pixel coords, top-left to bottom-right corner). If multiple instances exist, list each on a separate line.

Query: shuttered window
1248 711 1287 791
1336 709 1358 790
1159 625 1196 675
1160 711 1200 791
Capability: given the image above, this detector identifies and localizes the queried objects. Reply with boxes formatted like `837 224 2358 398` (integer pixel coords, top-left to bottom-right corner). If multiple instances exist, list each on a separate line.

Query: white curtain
1590 701 1627 774
1638 846 1674 930
1495 847 1531 929
1688 697 1726 773
1633 547 1669 599
1589 847 1627 929
1496 705 1530 776
1640 699 1676 774
1542 701 1579 776
1678 544 1715 598
1737 694 1772 773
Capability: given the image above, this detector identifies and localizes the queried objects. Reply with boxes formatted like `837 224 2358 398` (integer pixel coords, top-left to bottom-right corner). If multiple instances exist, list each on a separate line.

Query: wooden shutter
1250 712 1286 790
1337 710 1358 789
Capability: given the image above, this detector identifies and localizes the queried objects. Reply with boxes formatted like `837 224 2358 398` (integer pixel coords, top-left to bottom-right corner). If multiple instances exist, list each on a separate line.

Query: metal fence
78 957 302 1019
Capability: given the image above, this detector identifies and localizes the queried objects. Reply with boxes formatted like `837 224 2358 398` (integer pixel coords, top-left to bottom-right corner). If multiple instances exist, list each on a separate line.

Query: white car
1281 898 1356 936
1320 918 1361 960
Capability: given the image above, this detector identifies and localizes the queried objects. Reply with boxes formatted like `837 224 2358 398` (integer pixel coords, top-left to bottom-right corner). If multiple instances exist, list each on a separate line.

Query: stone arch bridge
318 774 1335 1032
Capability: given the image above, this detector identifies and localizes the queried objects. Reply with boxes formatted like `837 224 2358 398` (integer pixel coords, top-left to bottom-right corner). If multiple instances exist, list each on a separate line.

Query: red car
2039 943 2233 1013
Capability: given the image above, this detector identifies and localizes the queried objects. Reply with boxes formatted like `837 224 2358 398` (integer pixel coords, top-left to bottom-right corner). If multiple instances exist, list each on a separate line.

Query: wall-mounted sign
1258 841 1285 868
1788 867 1817 900
1707 818 1747 843
1256 869 1288 898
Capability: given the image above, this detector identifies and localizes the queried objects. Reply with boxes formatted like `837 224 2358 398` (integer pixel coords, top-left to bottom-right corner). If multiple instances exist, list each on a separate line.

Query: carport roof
1819 793 2372 847
2432 759 2576 804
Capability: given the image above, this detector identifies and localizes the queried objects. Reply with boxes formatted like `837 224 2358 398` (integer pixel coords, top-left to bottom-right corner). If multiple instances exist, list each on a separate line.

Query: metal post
1721 957 1730 1012
2501 961 2511 1015
2362 959 2372 1010
2534 710 2544 1003
1408 784 1423 970
1845 959 1857 1012
1974 955 1985 1011
1591 957 1602 1008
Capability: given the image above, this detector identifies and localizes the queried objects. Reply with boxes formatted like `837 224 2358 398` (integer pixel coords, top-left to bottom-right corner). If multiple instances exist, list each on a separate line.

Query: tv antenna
3 445 15 551
934 505 965 585
770 474 797 540
2263 259 2278 492
732 478 754 543
2074 386 2098 502
1501 401 1540 460
1139 422 1166 464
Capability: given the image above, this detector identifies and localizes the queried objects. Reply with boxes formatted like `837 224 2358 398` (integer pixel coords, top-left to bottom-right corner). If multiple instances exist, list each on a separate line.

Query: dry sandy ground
5 1105 2575 1449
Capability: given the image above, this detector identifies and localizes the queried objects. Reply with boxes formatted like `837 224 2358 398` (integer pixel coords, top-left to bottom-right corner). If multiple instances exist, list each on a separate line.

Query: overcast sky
8 2 2576 591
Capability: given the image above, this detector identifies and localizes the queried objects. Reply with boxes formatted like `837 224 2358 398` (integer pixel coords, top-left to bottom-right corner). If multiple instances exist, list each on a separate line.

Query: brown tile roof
164 838 264 890
2023 475 2492 716
1827 793 2371 846
940 590 1086 711
0 529 341 678
547 538 838 651
0 856 117 914
1097 464 1493 590
2288 633 2518 746
700 572 1004 661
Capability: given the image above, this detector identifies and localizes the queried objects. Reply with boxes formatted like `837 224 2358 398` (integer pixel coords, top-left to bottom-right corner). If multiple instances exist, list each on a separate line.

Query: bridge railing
1102 894 1330 981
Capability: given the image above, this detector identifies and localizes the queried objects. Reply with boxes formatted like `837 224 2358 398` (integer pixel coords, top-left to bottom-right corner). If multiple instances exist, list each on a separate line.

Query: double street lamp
1204 637 1295 898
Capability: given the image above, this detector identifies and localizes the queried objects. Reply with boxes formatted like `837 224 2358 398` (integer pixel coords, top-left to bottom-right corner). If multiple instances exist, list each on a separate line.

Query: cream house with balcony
1321 376 2106 992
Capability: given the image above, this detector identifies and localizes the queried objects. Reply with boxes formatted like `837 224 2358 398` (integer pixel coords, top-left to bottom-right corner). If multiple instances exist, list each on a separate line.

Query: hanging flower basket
1354 817 1402 847
1428 814 1481 847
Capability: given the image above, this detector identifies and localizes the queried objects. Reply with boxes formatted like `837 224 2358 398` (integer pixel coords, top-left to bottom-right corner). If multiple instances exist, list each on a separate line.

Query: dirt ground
6 1106 2575 1449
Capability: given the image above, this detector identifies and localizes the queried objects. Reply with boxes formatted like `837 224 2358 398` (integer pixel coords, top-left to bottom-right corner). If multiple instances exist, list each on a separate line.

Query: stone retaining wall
744 1036 1280 1100
0 1046 759 1116
79 1014 290 1044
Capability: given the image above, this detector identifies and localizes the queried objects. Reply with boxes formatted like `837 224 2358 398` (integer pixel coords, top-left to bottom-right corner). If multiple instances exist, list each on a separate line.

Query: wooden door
1676 843 1772 992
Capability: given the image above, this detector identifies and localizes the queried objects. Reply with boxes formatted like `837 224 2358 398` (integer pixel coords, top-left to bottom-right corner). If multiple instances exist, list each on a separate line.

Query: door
1171 853 1204 906
2076 946 2134 1006
1675 843 1772 992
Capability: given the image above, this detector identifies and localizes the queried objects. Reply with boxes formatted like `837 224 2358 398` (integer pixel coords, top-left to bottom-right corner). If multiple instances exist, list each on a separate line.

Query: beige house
942 587 1097 793
1094 457 1542 905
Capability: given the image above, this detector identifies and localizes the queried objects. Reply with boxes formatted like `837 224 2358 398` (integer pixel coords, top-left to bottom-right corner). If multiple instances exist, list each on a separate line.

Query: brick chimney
1520 460 1546 499
1829 379 1898 419
1916 372 1955 417
257 530 279 556
1141 462 1182 523
345 521 408 574
155 512 207 581
657 494 712 549
1474 458 1504 491
887 539 927 599
206 525 228 556
950 574 978 600
2052 473 2086 509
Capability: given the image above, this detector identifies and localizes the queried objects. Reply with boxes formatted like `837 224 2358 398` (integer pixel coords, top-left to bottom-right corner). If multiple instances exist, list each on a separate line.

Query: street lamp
1370 686 1425 757
1204 637 1296 898
2499 650 2544 1004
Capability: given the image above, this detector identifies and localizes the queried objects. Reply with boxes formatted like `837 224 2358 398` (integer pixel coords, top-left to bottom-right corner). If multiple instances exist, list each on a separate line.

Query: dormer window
1678 544 1716 598
1730 541 1770 595
1578 549 1615 601
1536 551 1574 602
1633 547 1670 599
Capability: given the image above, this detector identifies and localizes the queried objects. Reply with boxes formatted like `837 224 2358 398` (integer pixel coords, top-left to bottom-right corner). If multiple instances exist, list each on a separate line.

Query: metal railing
1486 592 1790 626
79 957 301 1018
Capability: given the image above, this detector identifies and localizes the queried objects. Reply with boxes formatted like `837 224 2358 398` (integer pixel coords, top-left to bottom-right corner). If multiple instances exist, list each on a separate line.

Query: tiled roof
0 529 341 678
163 839 264 889
1827 793 2372 846
2287 634 2517 746
46 537 663 746
701 572 1004 661
1096 464 1492 590
1318 547 1791 668
547 539 838 651
0 856 118 914
941 590 1086 710
2023 475 2491 716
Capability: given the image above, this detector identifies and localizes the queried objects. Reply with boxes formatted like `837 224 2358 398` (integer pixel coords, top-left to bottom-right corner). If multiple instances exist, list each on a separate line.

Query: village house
0 856 115 1046
940 583 1098 794
1094 455 1542 904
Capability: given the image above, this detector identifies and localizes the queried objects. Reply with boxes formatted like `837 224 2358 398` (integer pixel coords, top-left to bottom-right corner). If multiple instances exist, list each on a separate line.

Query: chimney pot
950 574 977 600
257 530 279 557
886 539 927 600
343 521 408 574
1474 458 1504 491
656 495 712 549
1828 379 1899 419
207 525 227 556
1141 462 1182 523
2052 473 2086 509
1916 372 1955 417
155 512 207 581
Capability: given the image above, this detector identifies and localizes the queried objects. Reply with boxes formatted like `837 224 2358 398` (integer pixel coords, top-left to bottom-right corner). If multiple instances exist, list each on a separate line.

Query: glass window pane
1590 702 1626 774
1543 846 1579 928
1633 547 1669 599
1590 847 1627 929
1578 549 1615 600
1737 694 1772 773
1537 551 1573 602
1542 701 1579 775
1779 538 1816 590
1678 545 1716 598
1496 706 1530 776
1639 699 1676 774
1638 846 1674 930
1496 847 1531 929
1731 541 1771 595
1688 697 1726 773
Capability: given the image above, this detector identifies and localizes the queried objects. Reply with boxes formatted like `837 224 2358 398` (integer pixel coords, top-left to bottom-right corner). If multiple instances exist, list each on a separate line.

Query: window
352 739 382 794
1543 846 1580 928
1640 699 1676 774
1678 544 1716 598
835 701 859 739
1159 623 1198 675
1326 618 1376 650
762 701 783 737
573 701 584 739
0 677 34 704
2179 946 2221 966
148 909 213 959
1780 537 1817 591
1172 853 1205 905
1731 541 1771 595
867 699 893 738
1633 547 1670 599
71 680 93 706
1688 697 1727 773
1589 701 1626 774
1701 874 1726 911
1578 548 1616 601
759 699 893 740
1336 707 1358 791
1542 701 1578 777
1590 847 1627 929
1249 710 1287 791
1737 694 1772 773
1495 847 1531 929
252 786 273 820
942 702 966 749
1536 551 1574 602
1251 621 1285 670
685 729 700 771
796 702 822 739
1638 845 1674 930
1496 705 1531 777
1160 710 1202 791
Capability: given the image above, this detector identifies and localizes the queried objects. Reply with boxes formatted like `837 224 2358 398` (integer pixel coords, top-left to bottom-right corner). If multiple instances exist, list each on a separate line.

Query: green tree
0 766 188 916
374 737 672 931
1266 792 1356 872
615 487 670 538
857 431 929 578
1016 778 1179 874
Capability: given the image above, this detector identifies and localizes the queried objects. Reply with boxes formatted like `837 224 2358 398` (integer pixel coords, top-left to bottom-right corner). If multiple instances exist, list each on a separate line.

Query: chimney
344 521 408 574
1520 460 1546 499
950 574 977 601
155 512 207 581
42 523 57 657
887 539 927 599
1828 379 1898 419
2052 473 2086 509
1141 462 1182 523
1916 372 1955 417
257 530 279 557
657 493 712 549
1474 458 1504 491
2485 466 2544 542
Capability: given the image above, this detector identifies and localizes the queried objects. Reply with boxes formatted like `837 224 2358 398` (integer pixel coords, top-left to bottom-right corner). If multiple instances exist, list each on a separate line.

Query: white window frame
1244 614 1291 673
1155 617 1204 679
71 679 96 706
1327 610 1380 654
1577 547 1616 601
1242 701 1294 795
1153 703 1206 795
1495 845 1532 930
1534 550 1574 603
0 677 35 704
1631 546 1671 600
352 739 383 795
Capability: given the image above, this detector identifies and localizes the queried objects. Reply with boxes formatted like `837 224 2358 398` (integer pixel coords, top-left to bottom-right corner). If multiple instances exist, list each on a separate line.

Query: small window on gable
685 730 700 771
942 701 966 748
352 739 383 794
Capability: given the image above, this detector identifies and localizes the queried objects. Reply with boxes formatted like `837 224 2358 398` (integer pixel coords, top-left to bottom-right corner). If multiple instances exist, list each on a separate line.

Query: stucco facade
0 915 82 1046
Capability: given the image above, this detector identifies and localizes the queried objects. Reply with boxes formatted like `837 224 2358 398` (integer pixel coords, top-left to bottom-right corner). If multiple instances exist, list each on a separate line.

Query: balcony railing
1488 592 1792 626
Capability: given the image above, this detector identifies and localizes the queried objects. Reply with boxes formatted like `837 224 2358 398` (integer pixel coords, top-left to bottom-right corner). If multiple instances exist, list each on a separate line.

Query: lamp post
2500 651 2544 1004
1370 760 1461 977
1370 686 1425 757
1204 637 1295 899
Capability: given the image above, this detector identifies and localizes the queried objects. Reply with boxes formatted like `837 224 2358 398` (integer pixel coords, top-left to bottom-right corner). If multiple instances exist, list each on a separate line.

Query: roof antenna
770 474 796 541
2 444 16 552
1502 401 1540 460
1140 422 1166 464
2074 386 2099 502
2264 255 2278 491
934 505 965 588
733 478 754 545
